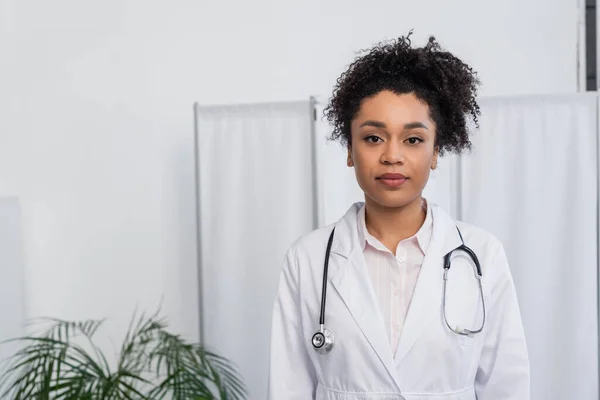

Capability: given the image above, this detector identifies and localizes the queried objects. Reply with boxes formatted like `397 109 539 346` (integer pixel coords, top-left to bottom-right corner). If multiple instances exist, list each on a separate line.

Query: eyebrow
358 120 429 130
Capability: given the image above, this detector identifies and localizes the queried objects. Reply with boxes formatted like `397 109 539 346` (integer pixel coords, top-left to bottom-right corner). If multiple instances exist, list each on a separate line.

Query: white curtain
195 94 600 399
314 93 600 399
195 101 316 400
313 113 362 227
460 93 599 399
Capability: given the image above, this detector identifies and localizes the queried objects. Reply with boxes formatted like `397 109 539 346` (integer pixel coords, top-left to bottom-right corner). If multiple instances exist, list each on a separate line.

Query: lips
377 173 408 188
378 173 407 180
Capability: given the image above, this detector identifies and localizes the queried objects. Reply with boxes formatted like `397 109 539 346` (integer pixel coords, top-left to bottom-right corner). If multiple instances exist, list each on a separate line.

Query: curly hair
323 31 481 155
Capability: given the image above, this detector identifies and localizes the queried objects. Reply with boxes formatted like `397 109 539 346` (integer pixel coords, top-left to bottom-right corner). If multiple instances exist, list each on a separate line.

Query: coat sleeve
475 243 530 399
267 247 317 399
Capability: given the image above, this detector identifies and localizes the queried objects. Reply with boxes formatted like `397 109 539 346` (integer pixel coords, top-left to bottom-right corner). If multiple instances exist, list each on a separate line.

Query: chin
366 192 419 209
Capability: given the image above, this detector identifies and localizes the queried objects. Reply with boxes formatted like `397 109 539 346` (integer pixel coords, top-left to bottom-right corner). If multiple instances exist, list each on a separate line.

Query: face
347 90 439 210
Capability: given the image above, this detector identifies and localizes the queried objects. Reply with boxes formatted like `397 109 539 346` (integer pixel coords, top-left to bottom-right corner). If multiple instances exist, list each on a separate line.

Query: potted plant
0 310 247 399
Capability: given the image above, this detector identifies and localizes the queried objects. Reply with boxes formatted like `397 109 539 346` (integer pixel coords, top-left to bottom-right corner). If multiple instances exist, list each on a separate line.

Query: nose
380 141 405 165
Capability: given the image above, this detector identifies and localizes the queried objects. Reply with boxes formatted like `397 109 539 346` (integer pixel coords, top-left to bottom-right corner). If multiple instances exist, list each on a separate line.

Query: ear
431 147 440 170
347 147 354 167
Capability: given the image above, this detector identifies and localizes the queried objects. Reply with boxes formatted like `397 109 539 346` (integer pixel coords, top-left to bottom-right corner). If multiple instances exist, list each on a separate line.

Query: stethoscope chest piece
312 326 335 354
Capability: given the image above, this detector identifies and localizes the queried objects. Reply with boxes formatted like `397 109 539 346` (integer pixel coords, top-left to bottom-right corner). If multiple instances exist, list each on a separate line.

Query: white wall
0 198 26 371
0 0 579 387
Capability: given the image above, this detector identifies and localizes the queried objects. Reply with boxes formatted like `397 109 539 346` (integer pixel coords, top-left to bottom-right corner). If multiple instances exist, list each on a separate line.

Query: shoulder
285 202 363 261
455 220 503 253
452 219 511 279
277 224 336 288
285 223 337 261
429 203 502 252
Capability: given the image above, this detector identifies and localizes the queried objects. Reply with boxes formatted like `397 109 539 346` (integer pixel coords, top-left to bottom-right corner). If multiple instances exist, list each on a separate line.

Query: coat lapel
328 203 402 391
326 203 464 388
394 205 464 364
330 249 401 390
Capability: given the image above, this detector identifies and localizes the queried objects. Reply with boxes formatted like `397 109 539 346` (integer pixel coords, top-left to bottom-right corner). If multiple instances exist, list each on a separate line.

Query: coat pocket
401 386 476 400
316 383 405 400
315 384 475 400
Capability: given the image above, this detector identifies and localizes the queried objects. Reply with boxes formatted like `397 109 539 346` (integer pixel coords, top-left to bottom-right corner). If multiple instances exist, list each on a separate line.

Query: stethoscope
311 226 486 355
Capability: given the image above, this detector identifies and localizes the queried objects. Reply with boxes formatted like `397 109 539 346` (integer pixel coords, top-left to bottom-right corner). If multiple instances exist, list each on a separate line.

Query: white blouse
356 201 433 353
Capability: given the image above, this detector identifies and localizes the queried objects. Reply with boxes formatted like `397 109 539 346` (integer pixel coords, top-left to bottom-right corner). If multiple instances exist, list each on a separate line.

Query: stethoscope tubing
314 224 486 353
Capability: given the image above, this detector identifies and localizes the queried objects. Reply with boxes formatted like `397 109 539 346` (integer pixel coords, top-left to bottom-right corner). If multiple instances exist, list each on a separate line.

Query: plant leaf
0 311 248 400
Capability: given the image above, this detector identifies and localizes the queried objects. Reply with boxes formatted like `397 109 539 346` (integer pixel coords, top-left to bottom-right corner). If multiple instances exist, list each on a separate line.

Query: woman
268 33 529 399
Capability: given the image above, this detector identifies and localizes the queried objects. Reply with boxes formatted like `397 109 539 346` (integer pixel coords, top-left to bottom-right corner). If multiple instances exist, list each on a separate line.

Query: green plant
0 311 247 399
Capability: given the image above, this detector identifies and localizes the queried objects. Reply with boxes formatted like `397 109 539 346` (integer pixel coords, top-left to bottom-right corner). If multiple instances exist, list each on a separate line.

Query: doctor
268 33 529 399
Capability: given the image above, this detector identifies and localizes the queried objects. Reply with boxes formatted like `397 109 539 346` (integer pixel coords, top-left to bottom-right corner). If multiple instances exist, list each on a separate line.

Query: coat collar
327 201 464 390
355 200 434 255
330 201 462 259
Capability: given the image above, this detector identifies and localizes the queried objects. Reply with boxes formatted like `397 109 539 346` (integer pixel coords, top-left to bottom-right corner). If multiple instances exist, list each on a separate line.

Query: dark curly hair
323 32 481 155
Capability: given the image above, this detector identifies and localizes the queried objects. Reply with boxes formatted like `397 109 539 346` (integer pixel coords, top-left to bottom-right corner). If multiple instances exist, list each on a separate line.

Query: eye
406 137 424 145
364 135 382 143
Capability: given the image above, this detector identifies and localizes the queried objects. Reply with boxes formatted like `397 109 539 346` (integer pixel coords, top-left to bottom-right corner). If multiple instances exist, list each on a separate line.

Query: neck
364 196 426 254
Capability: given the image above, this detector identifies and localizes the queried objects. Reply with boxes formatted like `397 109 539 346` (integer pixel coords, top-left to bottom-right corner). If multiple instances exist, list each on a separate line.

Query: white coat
268 202 529 400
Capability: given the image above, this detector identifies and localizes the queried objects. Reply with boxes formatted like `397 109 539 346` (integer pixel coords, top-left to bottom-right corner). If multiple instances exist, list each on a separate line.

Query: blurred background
0 0 598 399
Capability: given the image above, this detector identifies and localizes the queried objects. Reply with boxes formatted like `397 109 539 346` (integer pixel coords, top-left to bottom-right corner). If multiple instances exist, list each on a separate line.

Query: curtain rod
194 96 323 111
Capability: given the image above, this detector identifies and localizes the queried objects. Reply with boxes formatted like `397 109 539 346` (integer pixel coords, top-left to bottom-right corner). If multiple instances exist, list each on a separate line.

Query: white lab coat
268 202 529 400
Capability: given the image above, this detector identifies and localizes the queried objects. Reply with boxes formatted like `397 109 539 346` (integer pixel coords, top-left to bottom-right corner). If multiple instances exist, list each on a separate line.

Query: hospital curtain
313 109 363 227
314 93 600 399
195 94 600 399
459 93 599 399
194 101 316 400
